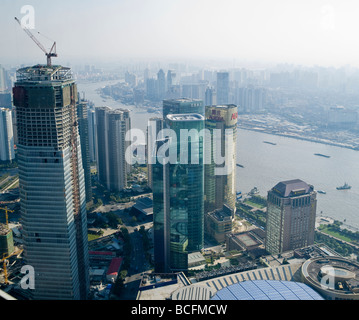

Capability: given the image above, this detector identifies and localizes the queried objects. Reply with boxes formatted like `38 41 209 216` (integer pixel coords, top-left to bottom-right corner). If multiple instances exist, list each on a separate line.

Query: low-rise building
226 228 265 258
205 205 234 243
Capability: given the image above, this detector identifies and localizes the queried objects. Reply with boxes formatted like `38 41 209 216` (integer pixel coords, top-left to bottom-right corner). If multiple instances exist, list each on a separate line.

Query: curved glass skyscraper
153 113 204 272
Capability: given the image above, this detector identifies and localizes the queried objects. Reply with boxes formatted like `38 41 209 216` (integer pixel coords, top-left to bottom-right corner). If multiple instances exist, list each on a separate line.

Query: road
0 177 19 193
118 229 151 300
316 229 359 251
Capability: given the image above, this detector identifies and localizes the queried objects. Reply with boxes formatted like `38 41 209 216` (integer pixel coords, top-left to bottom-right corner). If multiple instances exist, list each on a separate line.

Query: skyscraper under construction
13 64 89 300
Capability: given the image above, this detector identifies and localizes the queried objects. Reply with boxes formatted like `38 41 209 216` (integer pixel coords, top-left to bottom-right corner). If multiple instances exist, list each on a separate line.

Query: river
77 79 359 230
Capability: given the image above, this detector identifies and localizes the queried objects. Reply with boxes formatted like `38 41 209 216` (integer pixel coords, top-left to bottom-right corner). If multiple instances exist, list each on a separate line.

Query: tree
112 275 124 296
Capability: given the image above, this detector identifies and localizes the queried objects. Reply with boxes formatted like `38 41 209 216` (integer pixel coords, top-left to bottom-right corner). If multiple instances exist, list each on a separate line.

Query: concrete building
137 244 343 300
204 105 237 214
77 98 92 203
265 179 317 255
226 228 266 259
205 86 216 107
125 71 137 87
146 117 164 190
166 70 176 98
95 106 131 192
0 224 14 257
181 83 207 102
216 72 229 105
302 256 359 300
131 197 153 222
236 86 266 113
87 108 97 162
328 106 358 129
0 93 12 109
13 64 89 300
157 69 166 101
145 78 158 101
205 205 234 243
0 65 10 92
0 108 15 161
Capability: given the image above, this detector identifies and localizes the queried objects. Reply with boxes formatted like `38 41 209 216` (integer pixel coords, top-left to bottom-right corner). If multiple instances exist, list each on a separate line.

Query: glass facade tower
153 113 204 272
163 98 204 119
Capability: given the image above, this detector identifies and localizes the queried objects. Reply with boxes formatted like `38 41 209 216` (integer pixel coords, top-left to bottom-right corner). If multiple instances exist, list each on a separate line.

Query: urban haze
1 0 359 307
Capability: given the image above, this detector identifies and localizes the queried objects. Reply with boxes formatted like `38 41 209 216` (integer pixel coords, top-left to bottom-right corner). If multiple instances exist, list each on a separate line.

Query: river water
78 80 359 230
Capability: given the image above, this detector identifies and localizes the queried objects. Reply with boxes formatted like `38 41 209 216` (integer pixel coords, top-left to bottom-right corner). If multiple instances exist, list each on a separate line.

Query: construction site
0 216 24 299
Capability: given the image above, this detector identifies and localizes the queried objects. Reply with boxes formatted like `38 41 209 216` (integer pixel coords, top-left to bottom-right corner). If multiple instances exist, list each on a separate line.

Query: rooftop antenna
14 17 57 67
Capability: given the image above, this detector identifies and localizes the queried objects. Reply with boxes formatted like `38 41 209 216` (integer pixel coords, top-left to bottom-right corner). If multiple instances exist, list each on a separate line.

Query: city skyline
2 1 359 305
1 1 359 68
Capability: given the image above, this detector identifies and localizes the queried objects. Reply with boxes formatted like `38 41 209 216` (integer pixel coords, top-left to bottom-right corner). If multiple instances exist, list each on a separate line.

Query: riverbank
239 124 359 151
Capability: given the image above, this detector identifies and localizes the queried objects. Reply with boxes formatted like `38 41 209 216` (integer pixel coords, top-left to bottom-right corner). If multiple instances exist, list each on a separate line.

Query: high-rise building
152 137 171 273
145 78 158 101
204 105 237 214
13 64 89 300
87 108 96 163
0 108 15 161
205 87 216 107
94 107 108 186
216 72 229 105
95 106 131 192
166 85 181 100
0 224 14 257
167 70 175 90
146 117 164 190
125 71 137 87
163 98 204 119
236 86 266 113
0 92 12 109
153 113 204 272
181 83 207 102
157 69 166 101
0 65 9 92
265 179 317 255
77 99 92 203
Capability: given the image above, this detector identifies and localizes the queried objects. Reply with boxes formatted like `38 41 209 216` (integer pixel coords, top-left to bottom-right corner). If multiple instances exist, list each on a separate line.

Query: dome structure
210 280 324 300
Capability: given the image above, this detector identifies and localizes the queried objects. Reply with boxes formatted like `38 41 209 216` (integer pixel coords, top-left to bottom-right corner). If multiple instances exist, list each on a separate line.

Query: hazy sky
2 0 359 68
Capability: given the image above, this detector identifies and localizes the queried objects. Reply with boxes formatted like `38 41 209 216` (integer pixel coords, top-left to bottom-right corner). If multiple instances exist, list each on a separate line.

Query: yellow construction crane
1 249 23 285
0 206 14 229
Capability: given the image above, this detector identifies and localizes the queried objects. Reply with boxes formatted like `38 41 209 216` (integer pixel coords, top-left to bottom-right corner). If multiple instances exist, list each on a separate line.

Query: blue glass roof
210 280 324 300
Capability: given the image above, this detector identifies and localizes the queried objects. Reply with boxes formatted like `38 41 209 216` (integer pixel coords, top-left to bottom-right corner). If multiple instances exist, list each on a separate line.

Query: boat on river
314 153 330 158
337 183 351 190
263 141 277 145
